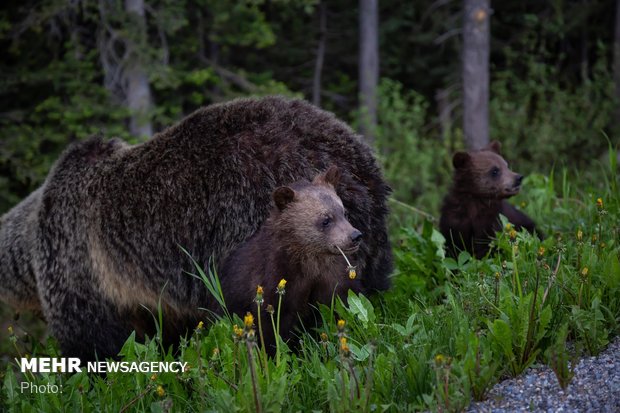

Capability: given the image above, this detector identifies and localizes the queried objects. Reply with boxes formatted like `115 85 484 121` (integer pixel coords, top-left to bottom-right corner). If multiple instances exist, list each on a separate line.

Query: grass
1 157 619 412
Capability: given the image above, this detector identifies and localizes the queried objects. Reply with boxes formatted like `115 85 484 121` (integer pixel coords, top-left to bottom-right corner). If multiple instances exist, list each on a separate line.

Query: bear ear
485 140 502 154
273 186 296 211
313 165 341 188
452 152 470 169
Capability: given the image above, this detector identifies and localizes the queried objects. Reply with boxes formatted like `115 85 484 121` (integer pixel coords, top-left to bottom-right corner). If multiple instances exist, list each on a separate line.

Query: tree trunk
462 0 490 150
436 88 453 141
359 0 379 144
312 2 327 107
125 0 153 138
614 0 620 128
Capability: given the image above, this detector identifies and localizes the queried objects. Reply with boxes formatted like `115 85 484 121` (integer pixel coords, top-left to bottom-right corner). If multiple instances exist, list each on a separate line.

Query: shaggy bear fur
440 141 540 258
219 166 362 352
0 96 392 361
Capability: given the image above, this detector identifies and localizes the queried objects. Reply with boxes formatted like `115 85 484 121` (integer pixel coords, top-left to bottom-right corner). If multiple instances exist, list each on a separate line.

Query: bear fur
439 141 540 259
219 166 362 352
0 96 392 361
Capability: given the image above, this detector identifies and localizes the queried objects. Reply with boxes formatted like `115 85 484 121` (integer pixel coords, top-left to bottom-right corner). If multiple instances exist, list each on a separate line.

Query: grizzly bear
439 141 540 258
0 96 392 361
219 166 362 352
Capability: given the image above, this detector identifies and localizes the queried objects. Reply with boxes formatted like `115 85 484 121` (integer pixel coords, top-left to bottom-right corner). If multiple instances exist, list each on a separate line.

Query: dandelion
339 337 350 355
255 285 264 304
596 198 603 209
246 329 256 341
434 354 445 365
156 385 165 397
581 267 589 277
494 271 500 280
520 201 527 208
592 234 598 243
266 304 274 315
255 285 268 376
212 348 220 357
337 319 346 331
538 246 545 257
150 374 157 381
336 245 357 280
320 332 328 342
275 279 287 366
7 326 13 335
197 321 204 330
509 229 518 241
233 324 243 338
577 229 583 242
244 312 254 329
505 223 513 231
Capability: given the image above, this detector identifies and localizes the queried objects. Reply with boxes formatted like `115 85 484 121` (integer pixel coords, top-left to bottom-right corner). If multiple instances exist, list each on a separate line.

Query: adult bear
0 96 392 361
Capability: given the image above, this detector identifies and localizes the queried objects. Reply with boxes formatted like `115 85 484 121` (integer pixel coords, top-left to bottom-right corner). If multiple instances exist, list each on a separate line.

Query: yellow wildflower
266 304 275 315
156 385 165 397
7 326 13 335
246 329 256 340
337 319 346 331
320 332 328 342
348 267 357 279
244 312 254 329
538 246 545 257
596 198 603 208
434 354 445 365
197 321 204 330
277 279 287 290
255 285 264 304
577 229 583 241
581 267 589 277
150 374 157 381
509 229 518 241
233 324 243 337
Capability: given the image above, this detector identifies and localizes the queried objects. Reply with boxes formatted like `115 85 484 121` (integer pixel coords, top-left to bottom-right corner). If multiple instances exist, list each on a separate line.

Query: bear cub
440 141 541 258
219 166 362 352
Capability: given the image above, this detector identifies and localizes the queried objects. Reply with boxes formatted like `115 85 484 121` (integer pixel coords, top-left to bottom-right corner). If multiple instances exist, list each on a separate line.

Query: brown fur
440 141 541 258
0 96 392 361
219 166 362 352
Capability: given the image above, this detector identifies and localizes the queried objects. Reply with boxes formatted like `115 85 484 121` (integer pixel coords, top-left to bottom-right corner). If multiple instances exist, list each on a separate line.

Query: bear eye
490 167 500 177
322 217 331 227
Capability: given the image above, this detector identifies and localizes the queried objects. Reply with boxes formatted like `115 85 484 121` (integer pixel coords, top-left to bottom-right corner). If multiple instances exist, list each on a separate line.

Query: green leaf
347 290 375 327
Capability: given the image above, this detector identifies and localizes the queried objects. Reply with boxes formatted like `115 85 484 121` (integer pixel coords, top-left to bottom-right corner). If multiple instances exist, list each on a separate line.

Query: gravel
468 337 620 413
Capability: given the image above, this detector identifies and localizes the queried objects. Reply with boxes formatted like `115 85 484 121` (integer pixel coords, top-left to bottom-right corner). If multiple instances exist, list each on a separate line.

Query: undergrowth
1 153 619 412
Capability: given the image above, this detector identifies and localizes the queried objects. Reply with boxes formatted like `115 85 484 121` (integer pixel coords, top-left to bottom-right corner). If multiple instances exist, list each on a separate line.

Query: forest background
0 0 617 214
1 1 620 411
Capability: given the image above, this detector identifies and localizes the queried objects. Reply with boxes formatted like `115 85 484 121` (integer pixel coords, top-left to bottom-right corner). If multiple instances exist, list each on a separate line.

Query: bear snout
350 230 363 245
514 174 524 187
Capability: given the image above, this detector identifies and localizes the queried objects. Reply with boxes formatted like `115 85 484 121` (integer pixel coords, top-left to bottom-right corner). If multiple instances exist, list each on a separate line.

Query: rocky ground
468 337 620 412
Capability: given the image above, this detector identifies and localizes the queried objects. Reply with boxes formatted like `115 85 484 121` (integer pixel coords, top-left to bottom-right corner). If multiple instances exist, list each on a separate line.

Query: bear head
272 165 362 256
452 140 524 199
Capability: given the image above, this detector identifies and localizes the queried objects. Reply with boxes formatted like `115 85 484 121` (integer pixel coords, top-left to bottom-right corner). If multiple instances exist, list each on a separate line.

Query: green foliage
2 0 620 411
3 158 620 412
545 323 575 390
374 79 451 214
490 52 614 175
